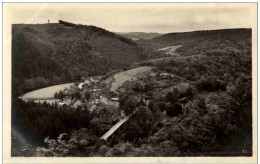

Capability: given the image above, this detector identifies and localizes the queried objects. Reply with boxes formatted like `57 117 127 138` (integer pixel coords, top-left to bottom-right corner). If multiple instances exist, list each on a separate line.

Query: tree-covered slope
12 22 150 94
140 29 251 55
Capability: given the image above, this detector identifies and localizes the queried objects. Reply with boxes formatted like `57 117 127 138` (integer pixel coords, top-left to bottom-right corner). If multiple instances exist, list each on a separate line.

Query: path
101 116 129 140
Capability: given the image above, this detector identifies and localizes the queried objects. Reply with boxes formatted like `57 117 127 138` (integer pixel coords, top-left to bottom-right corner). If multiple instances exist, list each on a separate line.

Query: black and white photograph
3 2 257 163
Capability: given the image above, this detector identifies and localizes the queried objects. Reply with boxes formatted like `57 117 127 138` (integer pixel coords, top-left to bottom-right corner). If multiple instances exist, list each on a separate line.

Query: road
101 116 129 140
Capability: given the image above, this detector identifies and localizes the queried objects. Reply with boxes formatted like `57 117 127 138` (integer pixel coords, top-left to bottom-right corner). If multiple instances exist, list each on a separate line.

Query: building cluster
56 76 124 132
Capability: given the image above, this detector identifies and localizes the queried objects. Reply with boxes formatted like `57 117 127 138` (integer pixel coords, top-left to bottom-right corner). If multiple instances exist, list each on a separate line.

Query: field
110 66 153 92
157 45 182 56
21 83 74 99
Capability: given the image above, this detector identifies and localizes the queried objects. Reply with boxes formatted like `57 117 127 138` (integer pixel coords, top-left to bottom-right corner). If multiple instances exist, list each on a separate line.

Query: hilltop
12 21 151 94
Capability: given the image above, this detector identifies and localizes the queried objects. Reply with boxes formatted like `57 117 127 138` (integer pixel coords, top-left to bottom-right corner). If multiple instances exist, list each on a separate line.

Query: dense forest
12 26 252 157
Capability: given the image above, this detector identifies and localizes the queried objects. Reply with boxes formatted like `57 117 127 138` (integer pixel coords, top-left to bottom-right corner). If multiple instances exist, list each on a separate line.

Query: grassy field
110 66 153 92
22 83 74 99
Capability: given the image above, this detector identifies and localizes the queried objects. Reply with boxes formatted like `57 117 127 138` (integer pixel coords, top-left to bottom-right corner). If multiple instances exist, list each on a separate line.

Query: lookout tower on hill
48 20 50 24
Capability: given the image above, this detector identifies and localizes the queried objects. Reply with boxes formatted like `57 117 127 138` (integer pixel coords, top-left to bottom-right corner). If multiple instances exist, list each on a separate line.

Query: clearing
157 45 182 56
21 83 74 99
110 66 153 92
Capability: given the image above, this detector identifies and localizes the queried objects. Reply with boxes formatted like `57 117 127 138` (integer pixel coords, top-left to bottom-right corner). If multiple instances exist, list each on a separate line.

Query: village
54 76 124 135
52 66 189 140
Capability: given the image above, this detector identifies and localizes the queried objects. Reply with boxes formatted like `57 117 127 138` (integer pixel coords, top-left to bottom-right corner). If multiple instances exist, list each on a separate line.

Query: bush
195 77 226 92
156 101 167 112
166 103 182 117
165 88 179 103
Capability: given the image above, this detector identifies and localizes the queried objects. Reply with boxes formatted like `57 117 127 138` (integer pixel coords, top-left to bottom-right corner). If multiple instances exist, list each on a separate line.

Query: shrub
165 88 179 103
166 103 182 117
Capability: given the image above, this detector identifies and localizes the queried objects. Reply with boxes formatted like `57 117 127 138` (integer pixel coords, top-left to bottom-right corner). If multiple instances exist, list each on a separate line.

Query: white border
1 1 258 164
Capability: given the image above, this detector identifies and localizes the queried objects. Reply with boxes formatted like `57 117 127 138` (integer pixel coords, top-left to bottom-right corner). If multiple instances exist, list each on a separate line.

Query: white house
73 100 82 108
58 102 65 106
94 99 99 104
111 98 119 101
78 83 84 89
93 88 101 92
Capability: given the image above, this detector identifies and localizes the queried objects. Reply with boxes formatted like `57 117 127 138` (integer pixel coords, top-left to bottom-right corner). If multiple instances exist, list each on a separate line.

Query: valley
12 22 252 157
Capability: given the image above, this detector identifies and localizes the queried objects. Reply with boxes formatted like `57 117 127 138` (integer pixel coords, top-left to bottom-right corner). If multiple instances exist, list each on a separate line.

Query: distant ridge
117 32 163 40
139 28 252 55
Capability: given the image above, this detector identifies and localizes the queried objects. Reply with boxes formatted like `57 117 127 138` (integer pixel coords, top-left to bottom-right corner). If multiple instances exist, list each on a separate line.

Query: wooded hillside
12 22 150 95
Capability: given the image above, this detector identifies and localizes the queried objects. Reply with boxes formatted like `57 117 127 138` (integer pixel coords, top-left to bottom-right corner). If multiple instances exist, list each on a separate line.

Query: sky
5 3 254 33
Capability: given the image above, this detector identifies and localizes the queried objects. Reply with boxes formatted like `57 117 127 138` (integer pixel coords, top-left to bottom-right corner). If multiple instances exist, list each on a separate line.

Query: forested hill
12 21 150 94
140 28 252 55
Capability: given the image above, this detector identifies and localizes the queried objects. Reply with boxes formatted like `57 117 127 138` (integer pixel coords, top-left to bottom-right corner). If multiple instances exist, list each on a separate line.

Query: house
97 108 111 117
87 104 97 112
93 88 101 92
99 96 119 111
98 108 113 130
100 96 109 105
84 80 91 86
90 77 96 84
94 99 99 104
100 120 112 131
64 97 72 106
73 100 82 108
159 72 174 78
94 78 100 83
112 112 123 122
58 102 65 106
78 83 84 89
111 97 119 101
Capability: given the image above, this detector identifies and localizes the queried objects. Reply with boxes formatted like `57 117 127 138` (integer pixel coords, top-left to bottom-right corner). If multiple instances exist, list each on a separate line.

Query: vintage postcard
3 2 258 164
